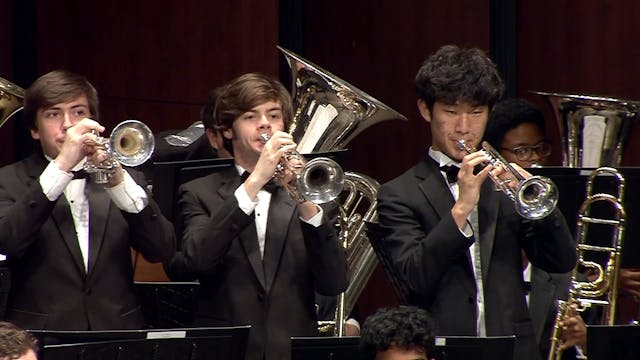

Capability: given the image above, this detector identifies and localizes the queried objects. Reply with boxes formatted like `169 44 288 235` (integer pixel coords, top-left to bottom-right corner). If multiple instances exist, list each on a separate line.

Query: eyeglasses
502 141 552 161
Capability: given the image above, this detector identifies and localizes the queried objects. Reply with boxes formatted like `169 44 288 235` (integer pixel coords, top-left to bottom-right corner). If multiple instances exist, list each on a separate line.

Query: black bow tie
440 165 460 184
523 281 532 294
240 171 279 193
71 169 89 180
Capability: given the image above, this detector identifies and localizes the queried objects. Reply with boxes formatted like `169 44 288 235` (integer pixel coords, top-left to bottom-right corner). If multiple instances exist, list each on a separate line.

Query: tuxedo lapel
219 168 267 290
530 267 555 343
416 158 455 219
478 182 500 279
50 195 87 277
262 188 295 293
86 180 111 276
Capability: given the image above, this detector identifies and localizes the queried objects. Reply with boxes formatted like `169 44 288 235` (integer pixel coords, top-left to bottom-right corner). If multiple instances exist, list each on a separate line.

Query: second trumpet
260 132 344 204
457 139 558 220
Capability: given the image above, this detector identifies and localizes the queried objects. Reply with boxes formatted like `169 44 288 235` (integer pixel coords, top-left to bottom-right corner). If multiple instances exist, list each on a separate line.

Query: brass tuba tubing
457 139 559 220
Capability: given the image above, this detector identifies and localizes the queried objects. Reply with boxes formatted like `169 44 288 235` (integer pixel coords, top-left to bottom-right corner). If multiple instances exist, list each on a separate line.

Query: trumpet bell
516 175 559 220
0 76 25 128
297 157 345 204
110 120 155 167
534 91 640 167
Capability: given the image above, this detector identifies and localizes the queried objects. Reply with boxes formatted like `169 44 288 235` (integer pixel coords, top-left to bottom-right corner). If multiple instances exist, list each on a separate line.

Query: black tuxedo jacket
377 158 576 360
0 152 175 330
179 166 348 360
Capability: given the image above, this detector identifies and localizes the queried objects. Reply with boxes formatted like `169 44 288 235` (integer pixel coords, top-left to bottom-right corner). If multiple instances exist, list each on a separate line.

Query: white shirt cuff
300 205 323 227
105 170 148 213
39 160 73 201
235 184 258 215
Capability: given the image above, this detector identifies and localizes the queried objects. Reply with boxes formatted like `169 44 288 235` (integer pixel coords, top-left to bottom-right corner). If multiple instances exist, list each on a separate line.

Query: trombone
548 167 626 360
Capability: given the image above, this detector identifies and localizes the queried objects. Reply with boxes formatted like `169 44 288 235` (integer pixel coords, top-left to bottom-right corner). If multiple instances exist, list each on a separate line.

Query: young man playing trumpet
178 72 348 360
376 45 576 360
0 70 175 330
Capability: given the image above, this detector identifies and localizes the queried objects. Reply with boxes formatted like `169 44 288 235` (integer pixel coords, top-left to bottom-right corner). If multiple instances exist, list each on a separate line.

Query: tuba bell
277 47 407 336
0 76 25 128
534 91 640 168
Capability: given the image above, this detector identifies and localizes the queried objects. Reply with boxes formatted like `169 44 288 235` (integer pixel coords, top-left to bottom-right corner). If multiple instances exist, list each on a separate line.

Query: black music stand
290 336 360 360
365 221 412 305
587 325 640 360
133 281 199 328
32 326 250 360
433 335 515 360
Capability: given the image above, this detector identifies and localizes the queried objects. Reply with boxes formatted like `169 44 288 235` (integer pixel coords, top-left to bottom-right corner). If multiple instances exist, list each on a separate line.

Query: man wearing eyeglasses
485 98 586 359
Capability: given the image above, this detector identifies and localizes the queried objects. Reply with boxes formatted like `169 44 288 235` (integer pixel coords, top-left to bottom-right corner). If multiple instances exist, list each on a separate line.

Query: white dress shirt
39 159 148 270
233 165 323 259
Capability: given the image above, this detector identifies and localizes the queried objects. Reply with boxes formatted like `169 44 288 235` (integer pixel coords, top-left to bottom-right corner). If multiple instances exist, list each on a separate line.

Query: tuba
0 76 25 128
534 91 640 167
84 120 155 183
548 167 626 360
277 47 407 335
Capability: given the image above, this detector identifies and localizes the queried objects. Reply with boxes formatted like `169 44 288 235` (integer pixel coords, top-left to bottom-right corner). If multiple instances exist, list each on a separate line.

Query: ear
30 127 40 140
205 128 218 149
417 99 431 123
222 127 233 140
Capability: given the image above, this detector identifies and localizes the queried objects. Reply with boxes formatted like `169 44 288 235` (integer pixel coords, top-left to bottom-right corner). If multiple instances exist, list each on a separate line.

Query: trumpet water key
457 139 558 220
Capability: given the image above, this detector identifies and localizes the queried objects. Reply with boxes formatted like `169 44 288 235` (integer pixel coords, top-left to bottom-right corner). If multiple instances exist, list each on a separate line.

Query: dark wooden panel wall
3 0 640 320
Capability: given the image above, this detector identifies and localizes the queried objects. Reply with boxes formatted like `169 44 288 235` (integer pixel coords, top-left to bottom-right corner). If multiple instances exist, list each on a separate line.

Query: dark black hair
414 44 504 111
359 305 436 360
483 97 546 149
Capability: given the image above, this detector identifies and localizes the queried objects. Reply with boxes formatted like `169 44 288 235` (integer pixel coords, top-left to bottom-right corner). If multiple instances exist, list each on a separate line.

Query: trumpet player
377 45 576 360
177 73 347 360
0 70 175 331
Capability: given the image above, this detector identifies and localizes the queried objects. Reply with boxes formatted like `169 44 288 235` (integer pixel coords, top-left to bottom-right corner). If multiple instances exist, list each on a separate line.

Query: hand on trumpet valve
56 118 105 172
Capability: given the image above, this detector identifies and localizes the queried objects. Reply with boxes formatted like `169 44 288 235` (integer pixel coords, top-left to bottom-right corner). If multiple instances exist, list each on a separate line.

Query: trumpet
457 139 558 220
259 132 344 204
84 120 155 183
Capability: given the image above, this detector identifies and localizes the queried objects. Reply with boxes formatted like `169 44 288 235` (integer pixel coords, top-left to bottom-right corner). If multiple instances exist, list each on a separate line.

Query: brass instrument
259 132 344 204
534 91 640 167
276 47 407 334
457 139 558 220
84 120 155 183
0 76 24 128
334 171 380 336
548 167 626 360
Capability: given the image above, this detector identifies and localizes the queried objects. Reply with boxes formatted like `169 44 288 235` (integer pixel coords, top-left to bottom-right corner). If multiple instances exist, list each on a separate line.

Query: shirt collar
428 147 460 168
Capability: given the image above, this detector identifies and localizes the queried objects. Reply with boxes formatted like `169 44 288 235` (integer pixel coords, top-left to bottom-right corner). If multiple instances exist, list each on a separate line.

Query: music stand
587 325 640 360
433 335 515 360
133 281 199 328
30 326 249 359
290 336 360 360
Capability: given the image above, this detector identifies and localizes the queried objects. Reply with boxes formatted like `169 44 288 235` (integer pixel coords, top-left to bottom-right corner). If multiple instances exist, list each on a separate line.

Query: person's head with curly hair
359 305 436 360
0 322 38 360
414 44 505 161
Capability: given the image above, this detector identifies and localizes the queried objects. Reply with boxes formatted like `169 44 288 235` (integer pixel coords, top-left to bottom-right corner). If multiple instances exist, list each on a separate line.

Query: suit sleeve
121 168 176 263
520 208 576 273
0 178 57 259
300 205 348 296
376 180 474 297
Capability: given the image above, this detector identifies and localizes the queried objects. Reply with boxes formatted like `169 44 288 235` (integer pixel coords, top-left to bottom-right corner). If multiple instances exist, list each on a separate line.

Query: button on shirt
234 165 323 258
39 159 148 270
